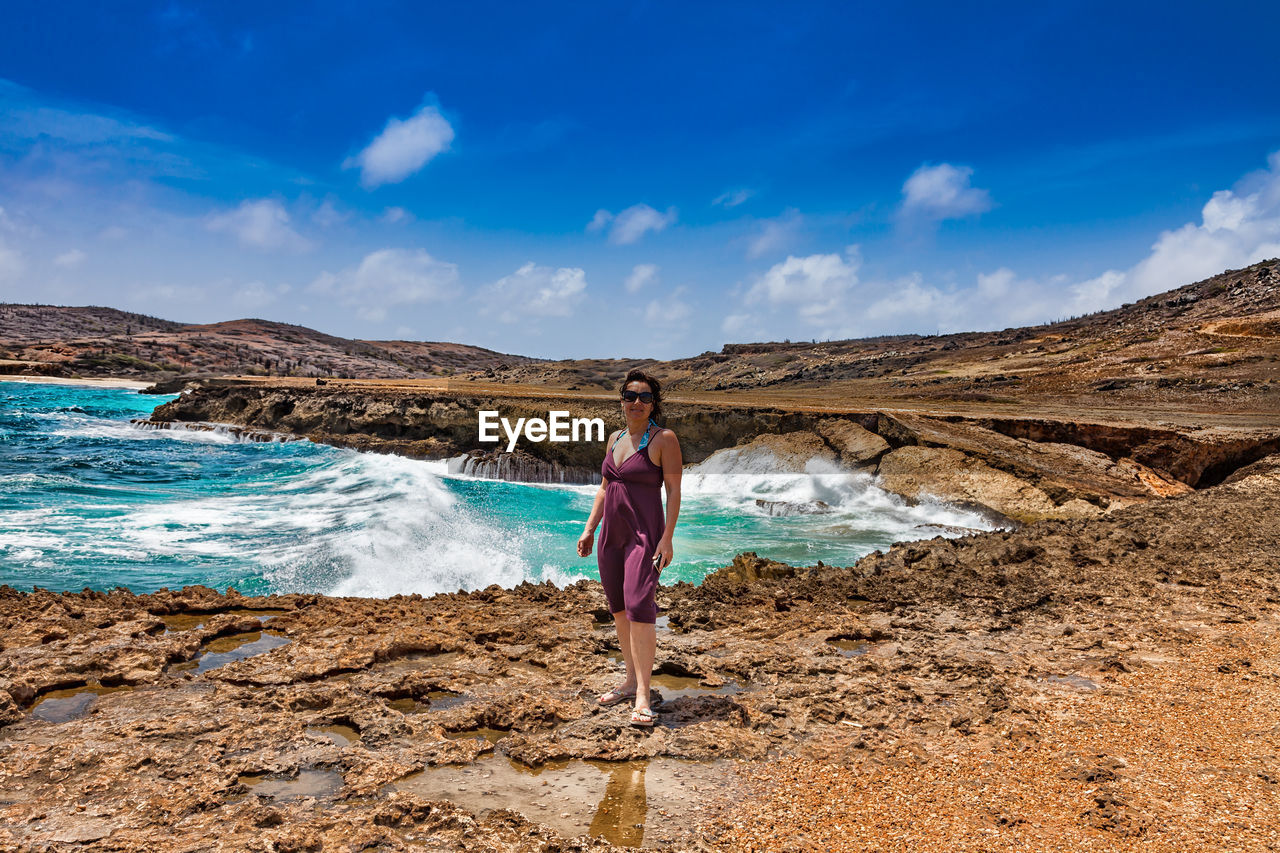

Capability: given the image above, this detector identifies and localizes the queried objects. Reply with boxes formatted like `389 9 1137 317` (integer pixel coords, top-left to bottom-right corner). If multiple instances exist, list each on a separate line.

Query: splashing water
0 381 997 596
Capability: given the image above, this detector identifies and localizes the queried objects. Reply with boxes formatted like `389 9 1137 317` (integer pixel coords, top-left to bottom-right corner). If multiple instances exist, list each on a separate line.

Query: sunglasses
620 390 654 404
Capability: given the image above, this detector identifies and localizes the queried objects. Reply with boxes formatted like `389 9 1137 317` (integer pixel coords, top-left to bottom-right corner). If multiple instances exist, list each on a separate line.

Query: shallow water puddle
388 697 426 713
30 683 134 723
193 631 291 673
444 727 508 745
827 638 870 657
307 724 361 746
159 613 207 632
426 689 470 710
388 689 469 714
235 769 343 801
389 756 727 848
652 674 742 702
160 608 288 633
604 654 739 701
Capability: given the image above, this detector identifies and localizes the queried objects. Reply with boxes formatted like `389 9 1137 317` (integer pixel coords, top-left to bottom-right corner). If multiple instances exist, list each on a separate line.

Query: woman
577 369 682 727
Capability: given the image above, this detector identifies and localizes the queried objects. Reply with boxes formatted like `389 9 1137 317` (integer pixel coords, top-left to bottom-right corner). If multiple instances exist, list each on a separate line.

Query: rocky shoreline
2 453 1278 851
143 380 1280 523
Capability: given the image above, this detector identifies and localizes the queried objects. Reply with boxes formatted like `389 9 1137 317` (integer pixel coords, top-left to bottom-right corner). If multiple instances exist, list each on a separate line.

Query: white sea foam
43 414 226 444
6 383 1005 596
681 448 997 538
85 449 549 597
279 452 577 597
44 413 297 446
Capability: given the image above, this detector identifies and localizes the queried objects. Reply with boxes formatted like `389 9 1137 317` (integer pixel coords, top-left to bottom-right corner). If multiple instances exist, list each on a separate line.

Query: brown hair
619 368 663 423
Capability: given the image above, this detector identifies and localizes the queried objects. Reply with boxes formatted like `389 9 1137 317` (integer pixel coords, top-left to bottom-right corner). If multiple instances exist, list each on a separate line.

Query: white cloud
2 85 173 145
625 263 659 293
312 199 347 228
745 245 861 322
611 204 676 245
724 153 1280 343
0 206 38 239
483 261 588 322
381 206 413 225
747 208 803 259
207 199 311 252
0 243 24 284
586 209 613 233
587 204 677 245
721 312 759 338
53 249 86 268
713 188 755 208
345 101 454 189
0 208 26 284
644 288 692 325
1065 149 1280 312
232 281 291 311
900 163 993 220
1065 270 1126 315
311 248 460 322
858 273 956 329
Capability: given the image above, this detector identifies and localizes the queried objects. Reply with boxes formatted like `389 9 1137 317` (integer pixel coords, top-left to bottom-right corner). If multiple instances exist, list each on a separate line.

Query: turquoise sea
0 381 995 596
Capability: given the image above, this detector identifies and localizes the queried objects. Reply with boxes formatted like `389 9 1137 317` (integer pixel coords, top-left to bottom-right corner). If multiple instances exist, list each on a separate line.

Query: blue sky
1 2 1278 359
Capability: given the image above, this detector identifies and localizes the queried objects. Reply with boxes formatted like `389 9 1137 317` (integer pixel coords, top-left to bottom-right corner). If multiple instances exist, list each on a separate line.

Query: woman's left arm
655 431 682 571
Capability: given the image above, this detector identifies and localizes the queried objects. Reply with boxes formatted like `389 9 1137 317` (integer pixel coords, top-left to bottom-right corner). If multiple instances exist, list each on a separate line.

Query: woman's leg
629 620 656 712
620 542 660 713
612 610 638 693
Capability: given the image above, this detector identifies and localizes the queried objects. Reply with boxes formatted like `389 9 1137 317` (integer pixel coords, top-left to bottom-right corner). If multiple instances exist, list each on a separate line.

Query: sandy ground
703 615 1280 852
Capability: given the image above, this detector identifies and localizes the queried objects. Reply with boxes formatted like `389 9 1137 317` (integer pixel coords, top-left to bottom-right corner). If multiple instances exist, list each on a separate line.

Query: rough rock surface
815 417 891 467
877 445 1103 522
699 430 837 473
146 381 1280 524
878 411 1199 500
2 456 1278 851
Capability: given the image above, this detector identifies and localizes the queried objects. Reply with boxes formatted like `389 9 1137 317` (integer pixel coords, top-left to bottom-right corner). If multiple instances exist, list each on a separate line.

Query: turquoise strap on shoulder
611 419 660 452
637 419 659 451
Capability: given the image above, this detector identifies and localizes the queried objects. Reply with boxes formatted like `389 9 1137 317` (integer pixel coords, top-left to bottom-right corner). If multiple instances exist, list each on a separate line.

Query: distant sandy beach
0 376 152 391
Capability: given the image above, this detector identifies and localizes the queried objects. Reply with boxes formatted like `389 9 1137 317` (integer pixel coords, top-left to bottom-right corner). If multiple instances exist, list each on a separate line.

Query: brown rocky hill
481 259 1280 412
0 304 186 342
0 310 532 381
3 260 1277 414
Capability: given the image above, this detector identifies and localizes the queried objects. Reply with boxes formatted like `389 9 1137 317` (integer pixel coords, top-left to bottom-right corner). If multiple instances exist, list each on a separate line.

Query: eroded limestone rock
2 458 1277 851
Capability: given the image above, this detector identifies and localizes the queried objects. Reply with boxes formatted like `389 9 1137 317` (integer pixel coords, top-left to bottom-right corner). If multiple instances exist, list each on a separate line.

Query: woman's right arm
577 431 618 558
577 481 608 557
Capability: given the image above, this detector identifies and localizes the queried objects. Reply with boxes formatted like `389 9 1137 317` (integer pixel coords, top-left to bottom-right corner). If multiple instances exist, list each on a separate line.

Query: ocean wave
682 450 997 535
3 382 1003 596
51 418 241 444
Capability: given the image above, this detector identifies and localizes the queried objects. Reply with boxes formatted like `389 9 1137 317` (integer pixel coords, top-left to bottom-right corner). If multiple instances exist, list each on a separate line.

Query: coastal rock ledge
146 382 1280 522
2 455 1279 851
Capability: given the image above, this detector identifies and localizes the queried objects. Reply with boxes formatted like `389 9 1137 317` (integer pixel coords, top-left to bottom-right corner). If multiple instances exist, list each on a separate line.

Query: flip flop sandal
630 707 658 727
598 687 636 706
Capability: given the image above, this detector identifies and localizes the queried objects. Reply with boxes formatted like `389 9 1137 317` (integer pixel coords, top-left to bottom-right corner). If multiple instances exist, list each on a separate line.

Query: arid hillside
3 260 1278 416
0 310 532 381
484 259 1280 413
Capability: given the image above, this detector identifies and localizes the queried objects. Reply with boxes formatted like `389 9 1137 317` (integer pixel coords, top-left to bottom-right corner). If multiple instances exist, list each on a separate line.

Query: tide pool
0 381 995 596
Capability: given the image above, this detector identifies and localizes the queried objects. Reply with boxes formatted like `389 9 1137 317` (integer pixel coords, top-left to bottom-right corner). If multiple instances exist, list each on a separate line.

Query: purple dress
598 423 666 623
